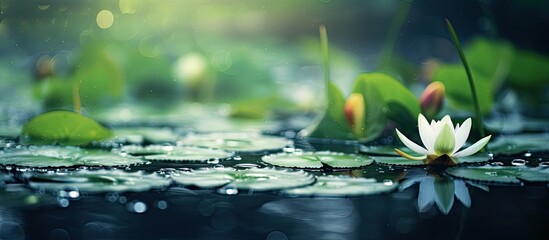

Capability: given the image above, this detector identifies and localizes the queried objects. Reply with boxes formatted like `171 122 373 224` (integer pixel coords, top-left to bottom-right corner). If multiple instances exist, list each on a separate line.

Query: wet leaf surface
0 146 145 168
120 145 234 162
178 132 291 153
261 151 374 169
26 169 171 193
171 167 315 192
284 176 398 197
445 165 549 184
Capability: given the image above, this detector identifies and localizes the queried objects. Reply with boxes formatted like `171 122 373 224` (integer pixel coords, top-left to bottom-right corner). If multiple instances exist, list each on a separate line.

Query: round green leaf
178 132 291 153
0 146 145 168
172 168 315 191
26 169 171 193
21 110 113 145
261 151 374 169
120 145 234 162
284 176 397 197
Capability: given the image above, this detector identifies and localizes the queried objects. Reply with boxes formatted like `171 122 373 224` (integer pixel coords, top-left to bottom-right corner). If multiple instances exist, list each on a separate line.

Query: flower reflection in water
398 169 488 215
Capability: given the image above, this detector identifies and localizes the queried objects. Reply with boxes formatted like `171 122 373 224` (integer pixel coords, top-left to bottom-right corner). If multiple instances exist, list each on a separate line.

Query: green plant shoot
445 19 487 148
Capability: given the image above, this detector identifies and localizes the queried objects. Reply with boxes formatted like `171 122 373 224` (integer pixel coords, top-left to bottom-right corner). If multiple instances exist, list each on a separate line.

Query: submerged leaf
284 176 397 197
21 110 113 145
26 169 171 193
261 151 374 169
172 168 315 191
0 146 145 168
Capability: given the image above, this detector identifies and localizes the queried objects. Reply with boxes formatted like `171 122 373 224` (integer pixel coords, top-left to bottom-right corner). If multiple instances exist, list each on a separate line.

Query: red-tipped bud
420 81 445 119
344 93 365 137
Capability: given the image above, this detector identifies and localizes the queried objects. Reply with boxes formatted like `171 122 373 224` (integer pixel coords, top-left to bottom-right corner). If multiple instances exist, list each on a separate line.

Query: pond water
0 133 547 239
1 0 549 239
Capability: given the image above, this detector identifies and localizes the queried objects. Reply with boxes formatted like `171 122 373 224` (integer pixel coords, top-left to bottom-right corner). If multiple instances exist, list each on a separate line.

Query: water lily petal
395 129 429 155
454 180 471 208
418 114 435 153
440 115 454 130
452 118 471 154
434 124 455 155
434 178 455 215
453 135 492 157
418 177 435 212
399 176 426 191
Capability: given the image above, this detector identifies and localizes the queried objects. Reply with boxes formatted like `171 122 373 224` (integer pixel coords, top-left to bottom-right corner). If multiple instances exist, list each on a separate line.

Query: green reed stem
319 25 330 90
379 0 411 69
445 19 487 146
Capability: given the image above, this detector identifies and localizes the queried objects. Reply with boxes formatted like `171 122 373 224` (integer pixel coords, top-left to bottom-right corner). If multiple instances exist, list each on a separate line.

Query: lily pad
488 134 549 155
112 127 179 144
26 169 171 193
21 110 113 145
359 145 416 156
120 145 234 162
171 168 315 191
284 176 398 197
178 132 292 153
261 151 374 169
445 165 549 184
375 154 490 166
0 146 145 168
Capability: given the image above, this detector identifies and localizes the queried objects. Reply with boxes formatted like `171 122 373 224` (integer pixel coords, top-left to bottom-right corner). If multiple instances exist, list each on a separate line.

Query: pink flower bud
344 93 365 137
420 81 445 119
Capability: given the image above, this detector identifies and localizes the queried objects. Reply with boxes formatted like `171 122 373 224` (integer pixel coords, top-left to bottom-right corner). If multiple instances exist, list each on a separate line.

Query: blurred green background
1 0 548 126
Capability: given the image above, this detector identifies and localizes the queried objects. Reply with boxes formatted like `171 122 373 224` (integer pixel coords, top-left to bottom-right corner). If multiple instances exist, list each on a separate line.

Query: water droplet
490 162 504 166
213 164 225 169
156 200 168 210
383 179 394 186
485 171 498 176
234 163 259 169
58 198 70 208
539 162 549 167
233 156 242 161
524 152 532 157
218 184 238 195
127 201 147 213
207 159 220 164
511 159 527 166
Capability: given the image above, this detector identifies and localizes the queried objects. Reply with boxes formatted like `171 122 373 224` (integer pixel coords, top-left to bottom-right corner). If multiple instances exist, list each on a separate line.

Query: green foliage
308 81 354 140
509 49 549 88
21 110 113 145
433 65 493 114
352 72 418 132
466 38 514 89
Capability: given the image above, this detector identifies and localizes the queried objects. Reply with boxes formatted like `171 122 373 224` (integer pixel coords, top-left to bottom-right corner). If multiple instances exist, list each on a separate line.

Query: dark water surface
1 142 547 240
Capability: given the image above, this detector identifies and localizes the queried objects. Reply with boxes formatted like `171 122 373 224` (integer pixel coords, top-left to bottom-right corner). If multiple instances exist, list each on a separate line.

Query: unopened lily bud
344 93 365 137
420 81 445 119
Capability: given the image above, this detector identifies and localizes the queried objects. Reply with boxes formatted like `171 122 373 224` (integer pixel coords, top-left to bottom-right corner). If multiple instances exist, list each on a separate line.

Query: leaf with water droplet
0 146 145 168
26 169 171 193
284 176 397 197
121 145 234 162
261 151 374 169
488 134 549 155
445 165 549 184
172 167 315 191
179 132 291 153
21 110 113 146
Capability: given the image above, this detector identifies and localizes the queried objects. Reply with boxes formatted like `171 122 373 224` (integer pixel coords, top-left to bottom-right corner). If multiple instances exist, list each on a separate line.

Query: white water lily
394 114 491 165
